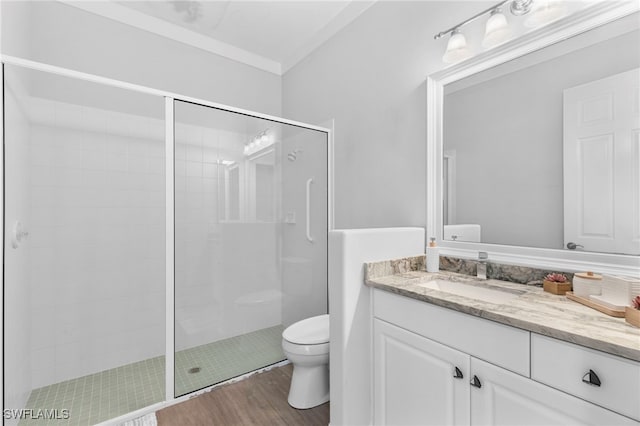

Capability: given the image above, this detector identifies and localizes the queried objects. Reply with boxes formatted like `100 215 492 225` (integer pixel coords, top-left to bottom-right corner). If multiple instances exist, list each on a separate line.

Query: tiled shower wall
174 120 281 352
19 88 327 397
26 100 284 388
28 100 166 388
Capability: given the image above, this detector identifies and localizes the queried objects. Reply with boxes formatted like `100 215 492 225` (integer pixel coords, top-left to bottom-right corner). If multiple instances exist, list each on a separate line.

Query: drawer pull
453 367 464 379
470 375 482 388
582 369 601 387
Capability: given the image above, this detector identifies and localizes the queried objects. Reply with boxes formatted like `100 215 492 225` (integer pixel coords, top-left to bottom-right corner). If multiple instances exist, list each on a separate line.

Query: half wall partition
2 58 330 425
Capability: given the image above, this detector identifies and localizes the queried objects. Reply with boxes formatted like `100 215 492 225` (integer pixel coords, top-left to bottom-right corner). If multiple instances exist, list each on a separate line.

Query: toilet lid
283 314 329 345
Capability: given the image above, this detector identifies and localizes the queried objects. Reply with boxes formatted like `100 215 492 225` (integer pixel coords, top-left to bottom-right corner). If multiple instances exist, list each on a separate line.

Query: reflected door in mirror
563 68 640 255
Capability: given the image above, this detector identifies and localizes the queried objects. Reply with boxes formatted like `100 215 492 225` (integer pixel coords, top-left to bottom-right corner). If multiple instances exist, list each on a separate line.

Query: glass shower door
2 64 166 426
173 101 328 397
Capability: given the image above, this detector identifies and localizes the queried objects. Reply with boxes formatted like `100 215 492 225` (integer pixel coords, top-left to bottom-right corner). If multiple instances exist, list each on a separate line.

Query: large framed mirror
427 2 640 276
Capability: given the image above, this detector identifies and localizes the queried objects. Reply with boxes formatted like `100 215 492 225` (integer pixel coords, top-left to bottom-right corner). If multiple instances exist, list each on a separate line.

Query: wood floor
156 364 330 426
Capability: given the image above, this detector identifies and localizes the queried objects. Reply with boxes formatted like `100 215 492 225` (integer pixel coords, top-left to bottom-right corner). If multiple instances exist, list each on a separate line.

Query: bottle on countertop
426 237 439 273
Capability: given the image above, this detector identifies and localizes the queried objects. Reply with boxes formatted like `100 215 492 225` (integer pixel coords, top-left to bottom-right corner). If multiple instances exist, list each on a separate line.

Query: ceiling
60 0 375 75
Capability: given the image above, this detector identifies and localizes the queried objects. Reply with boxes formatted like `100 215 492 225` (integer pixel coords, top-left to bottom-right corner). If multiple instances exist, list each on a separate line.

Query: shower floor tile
20 325 285 426
175 324 285 397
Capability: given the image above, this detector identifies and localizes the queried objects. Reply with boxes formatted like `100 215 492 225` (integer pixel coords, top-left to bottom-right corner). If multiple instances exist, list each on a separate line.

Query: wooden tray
565 292 625 317
626 306 640 327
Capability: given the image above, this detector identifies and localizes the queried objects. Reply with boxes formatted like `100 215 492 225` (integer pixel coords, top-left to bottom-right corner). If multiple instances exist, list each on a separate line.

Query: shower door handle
306 178 314 243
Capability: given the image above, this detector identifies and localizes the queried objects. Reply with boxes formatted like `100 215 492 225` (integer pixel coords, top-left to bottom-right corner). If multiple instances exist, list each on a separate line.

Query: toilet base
287 363 329 409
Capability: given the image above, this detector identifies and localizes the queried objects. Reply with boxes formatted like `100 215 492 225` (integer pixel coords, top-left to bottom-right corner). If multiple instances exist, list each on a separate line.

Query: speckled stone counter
365 255 640 361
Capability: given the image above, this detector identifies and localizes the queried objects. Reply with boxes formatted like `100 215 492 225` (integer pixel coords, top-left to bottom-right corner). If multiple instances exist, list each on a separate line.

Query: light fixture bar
434 0 511 39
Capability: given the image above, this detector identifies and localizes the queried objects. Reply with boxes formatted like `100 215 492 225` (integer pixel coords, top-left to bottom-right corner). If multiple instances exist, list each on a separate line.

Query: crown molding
281 1 376 74
58 0 377 76
58 0 283 75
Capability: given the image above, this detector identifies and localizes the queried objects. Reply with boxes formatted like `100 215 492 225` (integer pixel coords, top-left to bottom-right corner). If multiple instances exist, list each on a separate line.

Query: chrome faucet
477 252 488 280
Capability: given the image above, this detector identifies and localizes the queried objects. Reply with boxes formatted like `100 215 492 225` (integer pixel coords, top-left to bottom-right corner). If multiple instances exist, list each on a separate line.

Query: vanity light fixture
435 0 566 63
483 8 513 48
442 29 472 64
525 0 568 28
243 130 273 156
510 0 534 16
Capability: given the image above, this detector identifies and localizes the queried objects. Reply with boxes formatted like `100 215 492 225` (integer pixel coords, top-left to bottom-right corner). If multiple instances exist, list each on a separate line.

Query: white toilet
282 314 330 409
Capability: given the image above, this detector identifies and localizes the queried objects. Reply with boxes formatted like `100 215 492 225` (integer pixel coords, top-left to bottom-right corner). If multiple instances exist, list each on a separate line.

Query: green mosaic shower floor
20 326 285 426
175 325 285 397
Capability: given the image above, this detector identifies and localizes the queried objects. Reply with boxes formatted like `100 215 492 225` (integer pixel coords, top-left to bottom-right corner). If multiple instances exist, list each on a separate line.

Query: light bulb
525 0 568 28
483 9 513 48
442 29 472 64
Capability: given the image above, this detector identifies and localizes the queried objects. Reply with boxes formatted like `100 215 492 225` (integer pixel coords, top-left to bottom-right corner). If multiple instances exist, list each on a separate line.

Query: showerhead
287 149 302 162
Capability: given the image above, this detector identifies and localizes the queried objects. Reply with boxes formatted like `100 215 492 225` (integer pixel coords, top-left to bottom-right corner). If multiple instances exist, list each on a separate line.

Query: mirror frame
426 1 640 276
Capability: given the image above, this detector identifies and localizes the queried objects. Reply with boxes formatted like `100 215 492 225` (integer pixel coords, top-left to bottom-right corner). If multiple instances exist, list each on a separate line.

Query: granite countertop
365 256 640 362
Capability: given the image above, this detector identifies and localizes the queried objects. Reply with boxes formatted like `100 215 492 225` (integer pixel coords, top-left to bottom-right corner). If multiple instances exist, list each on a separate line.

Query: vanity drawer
373 289 530 376
531 333 640 421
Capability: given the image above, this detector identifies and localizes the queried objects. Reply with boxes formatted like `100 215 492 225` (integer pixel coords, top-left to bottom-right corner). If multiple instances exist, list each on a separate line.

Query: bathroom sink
418 279 523 304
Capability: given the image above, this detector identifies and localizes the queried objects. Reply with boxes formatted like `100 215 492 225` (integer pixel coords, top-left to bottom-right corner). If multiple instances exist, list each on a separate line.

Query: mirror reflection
174 105 279 224
443 12 640 255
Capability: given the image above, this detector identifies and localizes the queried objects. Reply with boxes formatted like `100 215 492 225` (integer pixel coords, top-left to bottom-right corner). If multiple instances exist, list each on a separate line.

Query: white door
470 358 637 426
373 319 470 426
563 68 640 255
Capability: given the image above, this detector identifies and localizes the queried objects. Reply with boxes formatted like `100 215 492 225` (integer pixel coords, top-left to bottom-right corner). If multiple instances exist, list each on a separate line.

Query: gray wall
444 30 640 249
4 1 500 231
1 1 281 116
283 1 491 229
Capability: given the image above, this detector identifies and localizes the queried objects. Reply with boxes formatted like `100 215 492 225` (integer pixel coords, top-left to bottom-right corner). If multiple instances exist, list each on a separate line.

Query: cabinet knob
582 369 601 387
453 366 464 379
470 375 482 388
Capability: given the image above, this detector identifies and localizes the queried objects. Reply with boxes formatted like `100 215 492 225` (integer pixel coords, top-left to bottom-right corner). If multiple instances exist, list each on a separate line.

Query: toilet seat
283 314 329 345
282 339 329 356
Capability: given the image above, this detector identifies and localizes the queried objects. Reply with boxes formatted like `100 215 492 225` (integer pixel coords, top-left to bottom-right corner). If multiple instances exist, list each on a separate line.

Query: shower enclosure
172 101 328 397
2 60 330 425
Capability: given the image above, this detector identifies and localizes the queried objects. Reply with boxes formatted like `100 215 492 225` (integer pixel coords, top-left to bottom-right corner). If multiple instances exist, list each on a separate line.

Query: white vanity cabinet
373 319 470 426
530 334 640 421
470 357 637 425
372 289 639 426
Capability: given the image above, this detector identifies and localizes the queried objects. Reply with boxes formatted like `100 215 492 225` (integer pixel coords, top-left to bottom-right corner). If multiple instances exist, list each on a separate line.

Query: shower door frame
0 54 334 424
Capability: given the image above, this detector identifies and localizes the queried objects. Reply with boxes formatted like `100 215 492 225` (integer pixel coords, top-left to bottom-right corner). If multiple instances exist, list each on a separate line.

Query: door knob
566 242 584 250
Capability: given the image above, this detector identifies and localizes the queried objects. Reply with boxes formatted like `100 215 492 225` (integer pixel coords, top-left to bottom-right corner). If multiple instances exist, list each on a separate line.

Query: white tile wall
174 120 282 352
21 98 327 391
28 102 166 388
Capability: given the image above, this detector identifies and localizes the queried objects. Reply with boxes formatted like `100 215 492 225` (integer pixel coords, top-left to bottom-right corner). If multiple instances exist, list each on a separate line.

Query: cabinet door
373 319 470 426
470 358 638 426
